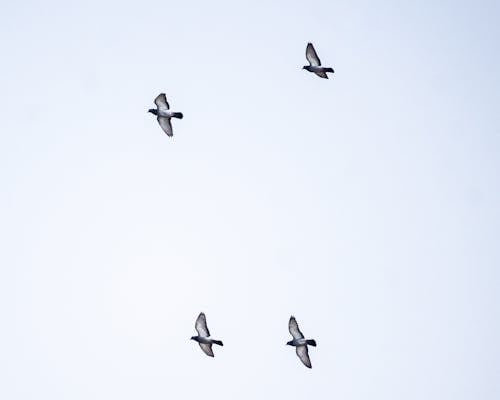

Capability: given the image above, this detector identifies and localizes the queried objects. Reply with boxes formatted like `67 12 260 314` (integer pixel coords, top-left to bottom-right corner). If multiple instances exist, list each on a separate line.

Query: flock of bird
148 43 334 137
150 43 333 369
190 313 317 368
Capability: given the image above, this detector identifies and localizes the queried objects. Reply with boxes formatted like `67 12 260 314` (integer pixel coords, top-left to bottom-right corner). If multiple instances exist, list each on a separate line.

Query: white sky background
0 0 499 398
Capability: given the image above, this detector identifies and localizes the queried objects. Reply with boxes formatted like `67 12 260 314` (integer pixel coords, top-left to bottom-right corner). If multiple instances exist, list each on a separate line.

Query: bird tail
213 340 223 346
172 112 183 119
324 68 334 73
306 339 317 347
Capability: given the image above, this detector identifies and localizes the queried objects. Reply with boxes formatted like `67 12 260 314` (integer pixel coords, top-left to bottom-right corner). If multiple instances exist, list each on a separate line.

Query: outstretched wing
199 343 214 357
289 316 304 339
195 312 210 337
306 43 321 66
296 345 312 368
154 93 170 110
314 71 329 79
157 116 173 137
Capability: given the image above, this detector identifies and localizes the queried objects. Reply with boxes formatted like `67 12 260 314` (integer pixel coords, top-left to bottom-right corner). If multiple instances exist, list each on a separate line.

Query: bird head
286 340 294 346
190 336 197 341
148 108 157 115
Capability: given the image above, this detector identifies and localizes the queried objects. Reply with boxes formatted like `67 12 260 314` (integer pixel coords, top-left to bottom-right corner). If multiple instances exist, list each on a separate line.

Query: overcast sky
1 0 499 399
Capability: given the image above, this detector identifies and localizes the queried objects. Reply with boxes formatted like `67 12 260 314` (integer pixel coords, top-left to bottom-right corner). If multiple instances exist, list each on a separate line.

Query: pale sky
0 0 499 399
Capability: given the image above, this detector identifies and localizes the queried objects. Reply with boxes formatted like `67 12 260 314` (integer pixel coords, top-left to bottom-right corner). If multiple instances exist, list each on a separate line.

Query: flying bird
148 93 183 137
287 316 317 368
190 312 223 357
303 42 334 79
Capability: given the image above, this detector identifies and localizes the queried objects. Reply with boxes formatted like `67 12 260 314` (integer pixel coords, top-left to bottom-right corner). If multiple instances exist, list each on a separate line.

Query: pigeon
287 316 317 368
148 93 183 137
190 312 223 357
303 42 334 79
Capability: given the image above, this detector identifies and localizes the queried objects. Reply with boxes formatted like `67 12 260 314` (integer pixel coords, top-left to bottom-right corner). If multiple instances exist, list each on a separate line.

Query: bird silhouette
148 93 183 136
190 312 223 357
287 316 317 368
303 43 334 79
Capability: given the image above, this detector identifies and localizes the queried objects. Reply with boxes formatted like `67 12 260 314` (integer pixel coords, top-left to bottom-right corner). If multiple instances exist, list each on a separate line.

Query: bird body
148 93 183 136
191 335 224 346
191 313 223 357
303 65 334 78
149 108 183 119
287 338 317 347
303 42 334 79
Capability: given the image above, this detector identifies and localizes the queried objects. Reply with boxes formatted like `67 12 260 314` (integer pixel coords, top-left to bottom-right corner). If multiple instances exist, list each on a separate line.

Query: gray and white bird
190 312 223 357
303 42 334 79
148 93 183 137
287 316 317 368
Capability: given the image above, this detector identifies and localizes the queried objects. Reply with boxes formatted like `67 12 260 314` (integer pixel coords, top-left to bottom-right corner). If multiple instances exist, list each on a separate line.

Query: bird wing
306 43 321 66
314 71 329 79
157 116 173 137
195 312 210 337
296 345 312 368
199 343 214 357
289 316 304 339
154 93 170 110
